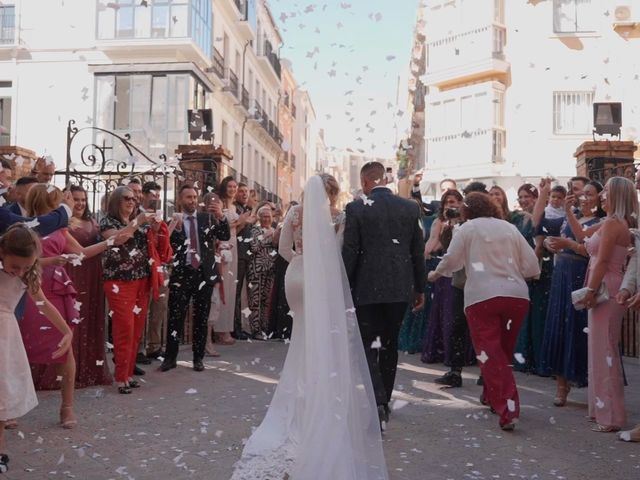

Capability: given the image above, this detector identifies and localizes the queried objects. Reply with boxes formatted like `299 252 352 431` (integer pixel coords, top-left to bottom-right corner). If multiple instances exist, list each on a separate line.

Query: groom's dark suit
343 187 425 406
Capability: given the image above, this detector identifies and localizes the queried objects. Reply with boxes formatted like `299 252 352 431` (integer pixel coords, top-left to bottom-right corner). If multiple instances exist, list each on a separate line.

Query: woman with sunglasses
99 186 154 394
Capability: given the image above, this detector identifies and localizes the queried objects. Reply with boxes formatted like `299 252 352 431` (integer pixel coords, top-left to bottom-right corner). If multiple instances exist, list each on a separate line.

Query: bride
231 174 388 480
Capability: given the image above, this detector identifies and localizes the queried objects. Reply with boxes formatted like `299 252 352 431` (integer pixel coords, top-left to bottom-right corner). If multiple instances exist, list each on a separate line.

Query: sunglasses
122 196 136 202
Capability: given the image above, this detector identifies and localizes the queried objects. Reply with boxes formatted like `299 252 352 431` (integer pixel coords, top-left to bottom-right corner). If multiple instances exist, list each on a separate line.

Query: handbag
571 282 609 310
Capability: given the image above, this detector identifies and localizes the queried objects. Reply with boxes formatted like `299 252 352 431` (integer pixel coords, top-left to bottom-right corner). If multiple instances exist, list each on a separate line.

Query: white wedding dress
230 176 388 480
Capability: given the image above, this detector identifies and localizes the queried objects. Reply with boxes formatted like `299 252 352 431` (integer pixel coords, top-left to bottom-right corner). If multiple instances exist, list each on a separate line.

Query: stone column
574 141 637 183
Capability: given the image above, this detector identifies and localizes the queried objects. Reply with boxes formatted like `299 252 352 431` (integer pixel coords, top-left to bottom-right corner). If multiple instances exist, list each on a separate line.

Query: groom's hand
412 292 425 312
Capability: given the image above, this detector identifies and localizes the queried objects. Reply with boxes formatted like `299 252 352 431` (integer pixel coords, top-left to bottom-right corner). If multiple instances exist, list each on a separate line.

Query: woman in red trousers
428 192 540 431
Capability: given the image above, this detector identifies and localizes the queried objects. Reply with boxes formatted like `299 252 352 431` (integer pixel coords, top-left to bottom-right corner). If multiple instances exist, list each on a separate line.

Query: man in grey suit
343 161 425 429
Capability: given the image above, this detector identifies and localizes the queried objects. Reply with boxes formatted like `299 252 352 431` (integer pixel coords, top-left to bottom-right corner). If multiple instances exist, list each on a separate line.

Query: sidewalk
4 341 639 479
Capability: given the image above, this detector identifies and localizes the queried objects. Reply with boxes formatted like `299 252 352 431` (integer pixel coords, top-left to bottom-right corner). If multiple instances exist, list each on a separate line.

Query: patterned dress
247 225 277 336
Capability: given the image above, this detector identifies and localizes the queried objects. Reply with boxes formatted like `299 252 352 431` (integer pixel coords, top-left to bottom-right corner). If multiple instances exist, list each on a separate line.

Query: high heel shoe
553 385 571 407
591 423 620 433
60 405 77 430
118 385 132 394
619 425 640 442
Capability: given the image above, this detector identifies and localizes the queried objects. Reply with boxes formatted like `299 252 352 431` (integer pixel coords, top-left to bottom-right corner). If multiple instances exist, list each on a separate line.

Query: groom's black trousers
356 302 408 406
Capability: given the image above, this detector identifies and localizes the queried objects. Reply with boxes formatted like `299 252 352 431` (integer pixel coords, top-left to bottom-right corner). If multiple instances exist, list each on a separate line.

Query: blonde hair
25 183 63 217
605 176 639 228
0 224 42 294
319 173 339 200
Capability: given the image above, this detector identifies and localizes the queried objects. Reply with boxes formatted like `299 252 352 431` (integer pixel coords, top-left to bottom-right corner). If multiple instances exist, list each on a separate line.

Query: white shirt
182 212 200 265
435 217 540 309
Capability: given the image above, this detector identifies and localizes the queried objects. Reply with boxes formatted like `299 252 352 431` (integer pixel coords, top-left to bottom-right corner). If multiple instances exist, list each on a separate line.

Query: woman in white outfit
231 174 388 480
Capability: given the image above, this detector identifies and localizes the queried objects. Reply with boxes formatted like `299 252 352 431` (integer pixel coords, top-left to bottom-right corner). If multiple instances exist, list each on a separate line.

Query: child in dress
0 224 72 474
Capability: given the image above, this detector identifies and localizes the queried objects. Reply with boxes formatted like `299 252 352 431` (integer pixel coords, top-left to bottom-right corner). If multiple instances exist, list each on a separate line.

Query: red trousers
104 278 150 383
465 296 529 426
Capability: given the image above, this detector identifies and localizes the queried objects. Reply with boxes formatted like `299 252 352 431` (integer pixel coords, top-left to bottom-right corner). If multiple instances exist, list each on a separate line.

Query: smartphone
385 167 393 183
567 180 573 194
148 199 160 211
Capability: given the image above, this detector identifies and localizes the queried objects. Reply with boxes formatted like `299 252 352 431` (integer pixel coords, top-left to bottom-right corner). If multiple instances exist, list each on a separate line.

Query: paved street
4 341 640 480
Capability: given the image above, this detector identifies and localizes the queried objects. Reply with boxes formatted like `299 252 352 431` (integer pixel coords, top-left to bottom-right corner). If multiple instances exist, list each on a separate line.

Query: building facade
0 0 319 202
420 0 640 199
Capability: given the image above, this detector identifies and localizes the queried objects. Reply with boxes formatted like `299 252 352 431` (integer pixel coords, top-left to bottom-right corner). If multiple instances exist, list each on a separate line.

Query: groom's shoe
193 359 205 372
160 358 177 372
434 371 462 388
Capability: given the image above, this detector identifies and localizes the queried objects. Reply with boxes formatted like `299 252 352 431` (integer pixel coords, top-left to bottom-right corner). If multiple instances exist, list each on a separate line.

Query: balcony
241 86 250 111
250 99 283 148
291 153 296 169
291 103 297 118
0 6 15 45
225 69 239 99
96 1 212 63
424 24 508 88
210 47 225 79
256 35 282 83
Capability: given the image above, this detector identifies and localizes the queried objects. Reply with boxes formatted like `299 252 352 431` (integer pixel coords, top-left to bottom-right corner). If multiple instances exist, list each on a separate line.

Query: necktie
188 216 200 269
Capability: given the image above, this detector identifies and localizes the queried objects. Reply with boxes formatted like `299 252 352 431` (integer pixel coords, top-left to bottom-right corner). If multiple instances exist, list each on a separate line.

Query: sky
268 0 420 159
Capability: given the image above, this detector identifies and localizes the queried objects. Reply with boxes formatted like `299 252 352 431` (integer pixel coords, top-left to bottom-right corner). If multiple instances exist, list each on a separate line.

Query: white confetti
514 353 526 364
606 356 613 367
471 262 484 272
371 336 382 349
476 350 489 363
242 307 252 317
507 399 516 412
391 399 409 410
132 305 142 315
112 284 120 294
596 397 605 409
185 388 197 394
96 360 104 366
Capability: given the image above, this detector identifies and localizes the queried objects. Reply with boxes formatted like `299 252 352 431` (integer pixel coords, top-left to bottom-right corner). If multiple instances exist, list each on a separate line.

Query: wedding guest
21 184 120 427
233 183 256 340
581 177 636 433
160 185 229 372
0 224 73 475
30 185 114 390
127 178 143 207
428 192 540 431
246 204 278 337
7 177 37 216
100 186 154 394
540 181 604 406
517 183 539 215
214 176 251 345
489 186 535 245
0 158 12 193
31 156 56 184
421 189 462 364
515 180 566 375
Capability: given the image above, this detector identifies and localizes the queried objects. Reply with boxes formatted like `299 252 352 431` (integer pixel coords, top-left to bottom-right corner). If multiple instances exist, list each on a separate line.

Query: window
493 91 505 127
553 91 594 135
0 97 11 146
492 130 505 163
0 4 16 44
553 0 597 33
95 72 200 158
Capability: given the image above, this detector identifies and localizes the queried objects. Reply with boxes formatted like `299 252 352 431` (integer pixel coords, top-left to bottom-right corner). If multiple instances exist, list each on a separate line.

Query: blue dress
514 213 565 375
539 216 600 386
398 214 434 353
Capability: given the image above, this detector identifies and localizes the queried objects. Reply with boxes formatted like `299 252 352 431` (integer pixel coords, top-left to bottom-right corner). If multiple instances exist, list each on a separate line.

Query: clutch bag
571 282 609 311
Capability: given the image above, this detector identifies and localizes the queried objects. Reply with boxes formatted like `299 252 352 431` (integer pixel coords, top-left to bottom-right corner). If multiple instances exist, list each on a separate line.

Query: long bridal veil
231 176 388 480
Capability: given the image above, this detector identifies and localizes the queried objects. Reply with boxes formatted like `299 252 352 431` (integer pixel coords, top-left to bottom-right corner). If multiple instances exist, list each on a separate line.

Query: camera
445 208 460 220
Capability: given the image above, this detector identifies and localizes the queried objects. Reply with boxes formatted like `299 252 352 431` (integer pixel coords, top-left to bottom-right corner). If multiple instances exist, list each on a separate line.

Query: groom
343 161 425 428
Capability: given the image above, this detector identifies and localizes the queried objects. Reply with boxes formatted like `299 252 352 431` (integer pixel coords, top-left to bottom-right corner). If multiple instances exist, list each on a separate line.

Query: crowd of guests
2 153 640 473
402 172 640 438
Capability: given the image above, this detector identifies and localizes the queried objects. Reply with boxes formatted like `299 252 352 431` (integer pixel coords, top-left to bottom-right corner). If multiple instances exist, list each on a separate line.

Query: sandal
0 453 8 474
553 385 571 407
60 405 77 430
128 379 141 388
591 424 620 433
118 386 132 395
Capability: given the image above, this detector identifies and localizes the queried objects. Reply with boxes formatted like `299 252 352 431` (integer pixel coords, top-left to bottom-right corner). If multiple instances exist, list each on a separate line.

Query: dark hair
550 185 567 196
217 176 238 201
360 161 385 182
0 224 42 294
127 178 141 185
461 192 501 220
142 181 161 194
571 176 590 186
438 189 463 221
69 185 92 220
15 176 38 187
463 181 488 195
178 183 198 196
517 183 539 198
587 180 606 218
237 182 248 189
0 158 11 171
439 178 457 188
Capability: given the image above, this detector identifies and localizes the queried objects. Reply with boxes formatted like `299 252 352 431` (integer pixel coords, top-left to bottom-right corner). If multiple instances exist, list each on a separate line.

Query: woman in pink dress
581 176 637 433
20 185 124 429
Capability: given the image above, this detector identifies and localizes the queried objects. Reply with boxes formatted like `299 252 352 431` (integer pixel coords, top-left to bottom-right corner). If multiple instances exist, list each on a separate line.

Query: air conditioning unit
613 5 638 26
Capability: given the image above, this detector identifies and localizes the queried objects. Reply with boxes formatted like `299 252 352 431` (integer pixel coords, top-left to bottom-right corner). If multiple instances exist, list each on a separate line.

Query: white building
421 0 640 197
0 0 288 199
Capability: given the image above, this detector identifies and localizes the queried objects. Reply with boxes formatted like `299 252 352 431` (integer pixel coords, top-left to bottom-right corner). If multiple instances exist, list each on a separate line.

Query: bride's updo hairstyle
319 173 339 205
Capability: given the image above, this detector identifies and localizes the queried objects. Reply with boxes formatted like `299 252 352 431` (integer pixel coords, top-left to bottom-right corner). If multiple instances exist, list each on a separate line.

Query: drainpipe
239 40 252 181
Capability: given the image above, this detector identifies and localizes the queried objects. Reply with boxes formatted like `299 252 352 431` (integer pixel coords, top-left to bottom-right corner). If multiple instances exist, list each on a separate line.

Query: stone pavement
3 341 639 480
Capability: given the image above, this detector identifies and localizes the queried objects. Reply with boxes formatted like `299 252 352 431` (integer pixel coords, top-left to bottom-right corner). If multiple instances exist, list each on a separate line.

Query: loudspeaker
188 109 213 142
